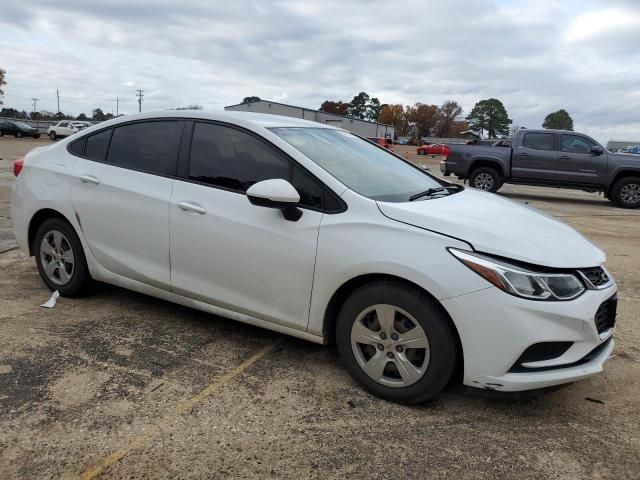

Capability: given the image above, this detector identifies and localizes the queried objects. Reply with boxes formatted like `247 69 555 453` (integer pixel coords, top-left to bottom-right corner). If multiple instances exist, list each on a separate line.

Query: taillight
13 158 24 177
443 147 450 160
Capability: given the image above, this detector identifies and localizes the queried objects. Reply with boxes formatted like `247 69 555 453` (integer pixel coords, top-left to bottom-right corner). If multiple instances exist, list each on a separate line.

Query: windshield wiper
409 187 447 201
409 183 463 201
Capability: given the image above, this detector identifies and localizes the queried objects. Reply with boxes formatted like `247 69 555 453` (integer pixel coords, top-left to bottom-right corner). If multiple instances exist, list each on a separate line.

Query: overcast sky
1 0 638 142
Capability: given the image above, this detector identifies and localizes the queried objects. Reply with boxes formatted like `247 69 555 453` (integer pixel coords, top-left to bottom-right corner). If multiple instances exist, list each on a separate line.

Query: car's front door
170 122 325 330
70 120 184 289
555 134 607 185
512 132 557 180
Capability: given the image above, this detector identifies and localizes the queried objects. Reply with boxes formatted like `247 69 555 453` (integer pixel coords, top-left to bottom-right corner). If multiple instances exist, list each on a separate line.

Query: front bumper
441 283 617 392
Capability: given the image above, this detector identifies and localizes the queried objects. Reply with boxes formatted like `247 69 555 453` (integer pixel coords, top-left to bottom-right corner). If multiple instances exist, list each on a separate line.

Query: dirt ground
1 137 639 479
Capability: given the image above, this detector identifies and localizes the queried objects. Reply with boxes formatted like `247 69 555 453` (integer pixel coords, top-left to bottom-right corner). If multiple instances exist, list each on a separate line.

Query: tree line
0 66 576 134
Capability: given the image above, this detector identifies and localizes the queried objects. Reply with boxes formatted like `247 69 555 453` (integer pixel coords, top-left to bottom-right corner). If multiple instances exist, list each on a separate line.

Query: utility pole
56 89 60 113
31 98 39 115
136 90 144 113
116 97 119 116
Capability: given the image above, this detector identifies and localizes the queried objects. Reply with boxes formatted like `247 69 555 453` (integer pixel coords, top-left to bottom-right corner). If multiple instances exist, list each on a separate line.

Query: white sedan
11 111 616 403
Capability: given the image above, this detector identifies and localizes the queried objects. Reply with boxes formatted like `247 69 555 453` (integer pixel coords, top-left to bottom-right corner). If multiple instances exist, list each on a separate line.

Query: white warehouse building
224 100 395 139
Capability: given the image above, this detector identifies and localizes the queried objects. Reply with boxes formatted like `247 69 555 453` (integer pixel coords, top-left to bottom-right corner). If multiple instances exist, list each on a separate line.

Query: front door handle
519 152 528 157
78 174 100 185
177 201 207 215
559 155 569 159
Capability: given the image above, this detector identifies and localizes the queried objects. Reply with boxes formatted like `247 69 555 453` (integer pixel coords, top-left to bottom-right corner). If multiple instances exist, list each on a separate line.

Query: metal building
224 100 395 139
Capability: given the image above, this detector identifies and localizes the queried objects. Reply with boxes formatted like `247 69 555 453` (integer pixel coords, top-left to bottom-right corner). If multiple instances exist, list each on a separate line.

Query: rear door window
522 133 555 151
107 121 181 176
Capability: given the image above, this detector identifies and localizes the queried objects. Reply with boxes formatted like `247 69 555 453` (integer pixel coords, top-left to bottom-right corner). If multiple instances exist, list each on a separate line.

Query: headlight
449 249 586 301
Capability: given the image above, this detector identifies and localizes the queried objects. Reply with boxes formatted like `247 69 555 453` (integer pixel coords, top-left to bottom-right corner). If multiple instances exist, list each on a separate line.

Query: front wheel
336 281 458 404
610 177 640 209
34 218 92 297
16 131 23 138
417 149 425 155
469 167 502 193
34 134 41 139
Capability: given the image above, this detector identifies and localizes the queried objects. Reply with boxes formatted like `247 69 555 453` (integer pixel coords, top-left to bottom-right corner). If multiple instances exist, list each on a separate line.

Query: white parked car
11 111 617 403
47 121 90 140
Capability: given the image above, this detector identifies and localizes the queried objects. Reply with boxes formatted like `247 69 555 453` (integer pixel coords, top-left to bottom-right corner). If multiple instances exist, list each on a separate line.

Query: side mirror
246 179 302 221
591 146 604 155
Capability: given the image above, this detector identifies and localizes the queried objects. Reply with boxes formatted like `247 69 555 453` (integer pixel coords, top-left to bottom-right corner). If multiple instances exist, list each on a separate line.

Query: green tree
54 111 65 120
542 109 574 131
466 98 512 138
76 113 88 121
319 100 350 116
92 108 106 121
242 96 261 104
0 68 6 105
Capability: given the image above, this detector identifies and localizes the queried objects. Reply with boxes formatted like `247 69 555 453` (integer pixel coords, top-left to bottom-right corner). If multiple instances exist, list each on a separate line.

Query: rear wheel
0 130 4 137
610 177 640 209
49 131 57 140
16 131 23 138
336 281 458 404
417 149 425 155
34 218 92 297
469 166 502 193
34 134 40 139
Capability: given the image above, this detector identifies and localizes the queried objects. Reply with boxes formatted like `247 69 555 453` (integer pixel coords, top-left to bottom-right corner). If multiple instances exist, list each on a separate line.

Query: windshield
271 127 444 202
14 122 31 129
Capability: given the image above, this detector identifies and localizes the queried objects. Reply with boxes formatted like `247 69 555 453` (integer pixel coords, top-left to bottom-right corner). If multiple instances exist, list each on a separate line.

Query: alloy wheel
350 304 430 388
40 230 75 285
474 173 494 191
620 183 640 205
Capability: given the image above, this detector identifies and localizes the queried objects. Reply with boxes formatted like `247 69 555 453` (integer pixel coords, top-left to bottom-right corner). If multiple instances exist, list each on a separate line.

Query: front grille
579 266 610 288
594 295 617 334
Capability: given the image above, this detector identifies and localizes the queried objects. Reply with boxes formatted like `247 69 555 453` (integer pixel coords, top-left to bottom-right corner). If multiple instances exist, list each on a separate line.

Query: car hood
377 189 605 269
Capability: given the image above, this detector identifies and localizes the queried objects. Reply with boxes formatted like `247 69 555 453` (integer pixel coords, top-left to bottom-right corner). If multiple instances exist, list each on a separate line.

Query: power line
136 89 144 113
31 97 39 113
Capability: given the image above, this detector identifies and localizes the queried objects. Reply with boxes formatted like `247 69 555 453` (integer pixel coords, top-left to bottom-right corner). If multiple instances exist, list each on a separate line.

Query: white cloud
0 0 638 142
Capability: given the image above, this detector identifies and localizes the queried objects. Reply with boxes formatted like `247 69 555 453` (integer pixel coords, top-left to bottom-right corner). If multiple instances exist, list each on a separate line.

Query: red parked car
417 143 449 156
367 137 394 151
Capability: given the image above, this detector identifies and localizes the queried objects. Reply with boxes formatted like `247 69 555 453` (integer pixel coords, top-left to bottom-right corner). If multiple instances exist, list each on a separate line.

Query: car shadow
498 191 612 208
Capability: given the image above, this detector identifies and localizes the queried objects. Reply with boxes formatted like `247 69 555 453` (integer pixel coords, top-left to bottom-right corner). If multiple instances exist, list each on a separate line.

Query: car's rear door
555 134 607 185
69 119 184 289
512 132 557 180
169 121 326 330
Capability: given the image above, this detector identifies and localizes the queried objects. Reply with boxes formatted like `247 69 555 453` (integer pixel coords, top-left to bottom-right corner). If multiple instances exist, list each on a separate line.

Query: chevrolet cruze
11 111 617 403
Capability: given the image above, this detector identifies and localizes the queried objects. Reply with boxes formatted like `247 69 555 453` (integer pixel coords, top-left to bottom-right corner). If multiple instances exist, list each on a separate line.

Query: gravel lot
1 137 639 479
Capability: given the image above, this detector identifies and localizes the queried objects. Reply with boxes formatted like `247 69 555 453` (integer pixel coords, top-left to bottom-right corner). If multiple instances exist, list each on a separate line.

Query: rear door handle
519 152 528 157
78 174 100 185
177 201 207 215
559 155 569 159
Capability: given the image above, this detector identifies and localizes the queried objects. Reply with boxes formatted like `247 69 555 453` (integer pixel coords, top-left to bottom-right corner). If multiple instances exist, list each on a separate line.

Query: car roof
88 110 339 131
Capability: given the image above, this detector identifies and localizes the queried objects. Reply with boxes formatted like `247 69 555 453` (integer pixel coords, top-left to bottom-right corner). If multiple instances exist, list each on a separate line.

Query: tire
0 130 4 137
469 166 502 193
610 176 640 209
417 149 425 155
16 131 23 138
49 131 57 141
336 281 458 404
34 134 40 139
34 218 92 297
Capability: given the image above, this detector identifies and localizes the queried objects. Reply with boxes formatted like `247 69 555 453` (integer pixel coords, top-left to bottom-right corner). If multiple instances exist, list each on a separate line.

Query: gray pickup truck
441 129 640 208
